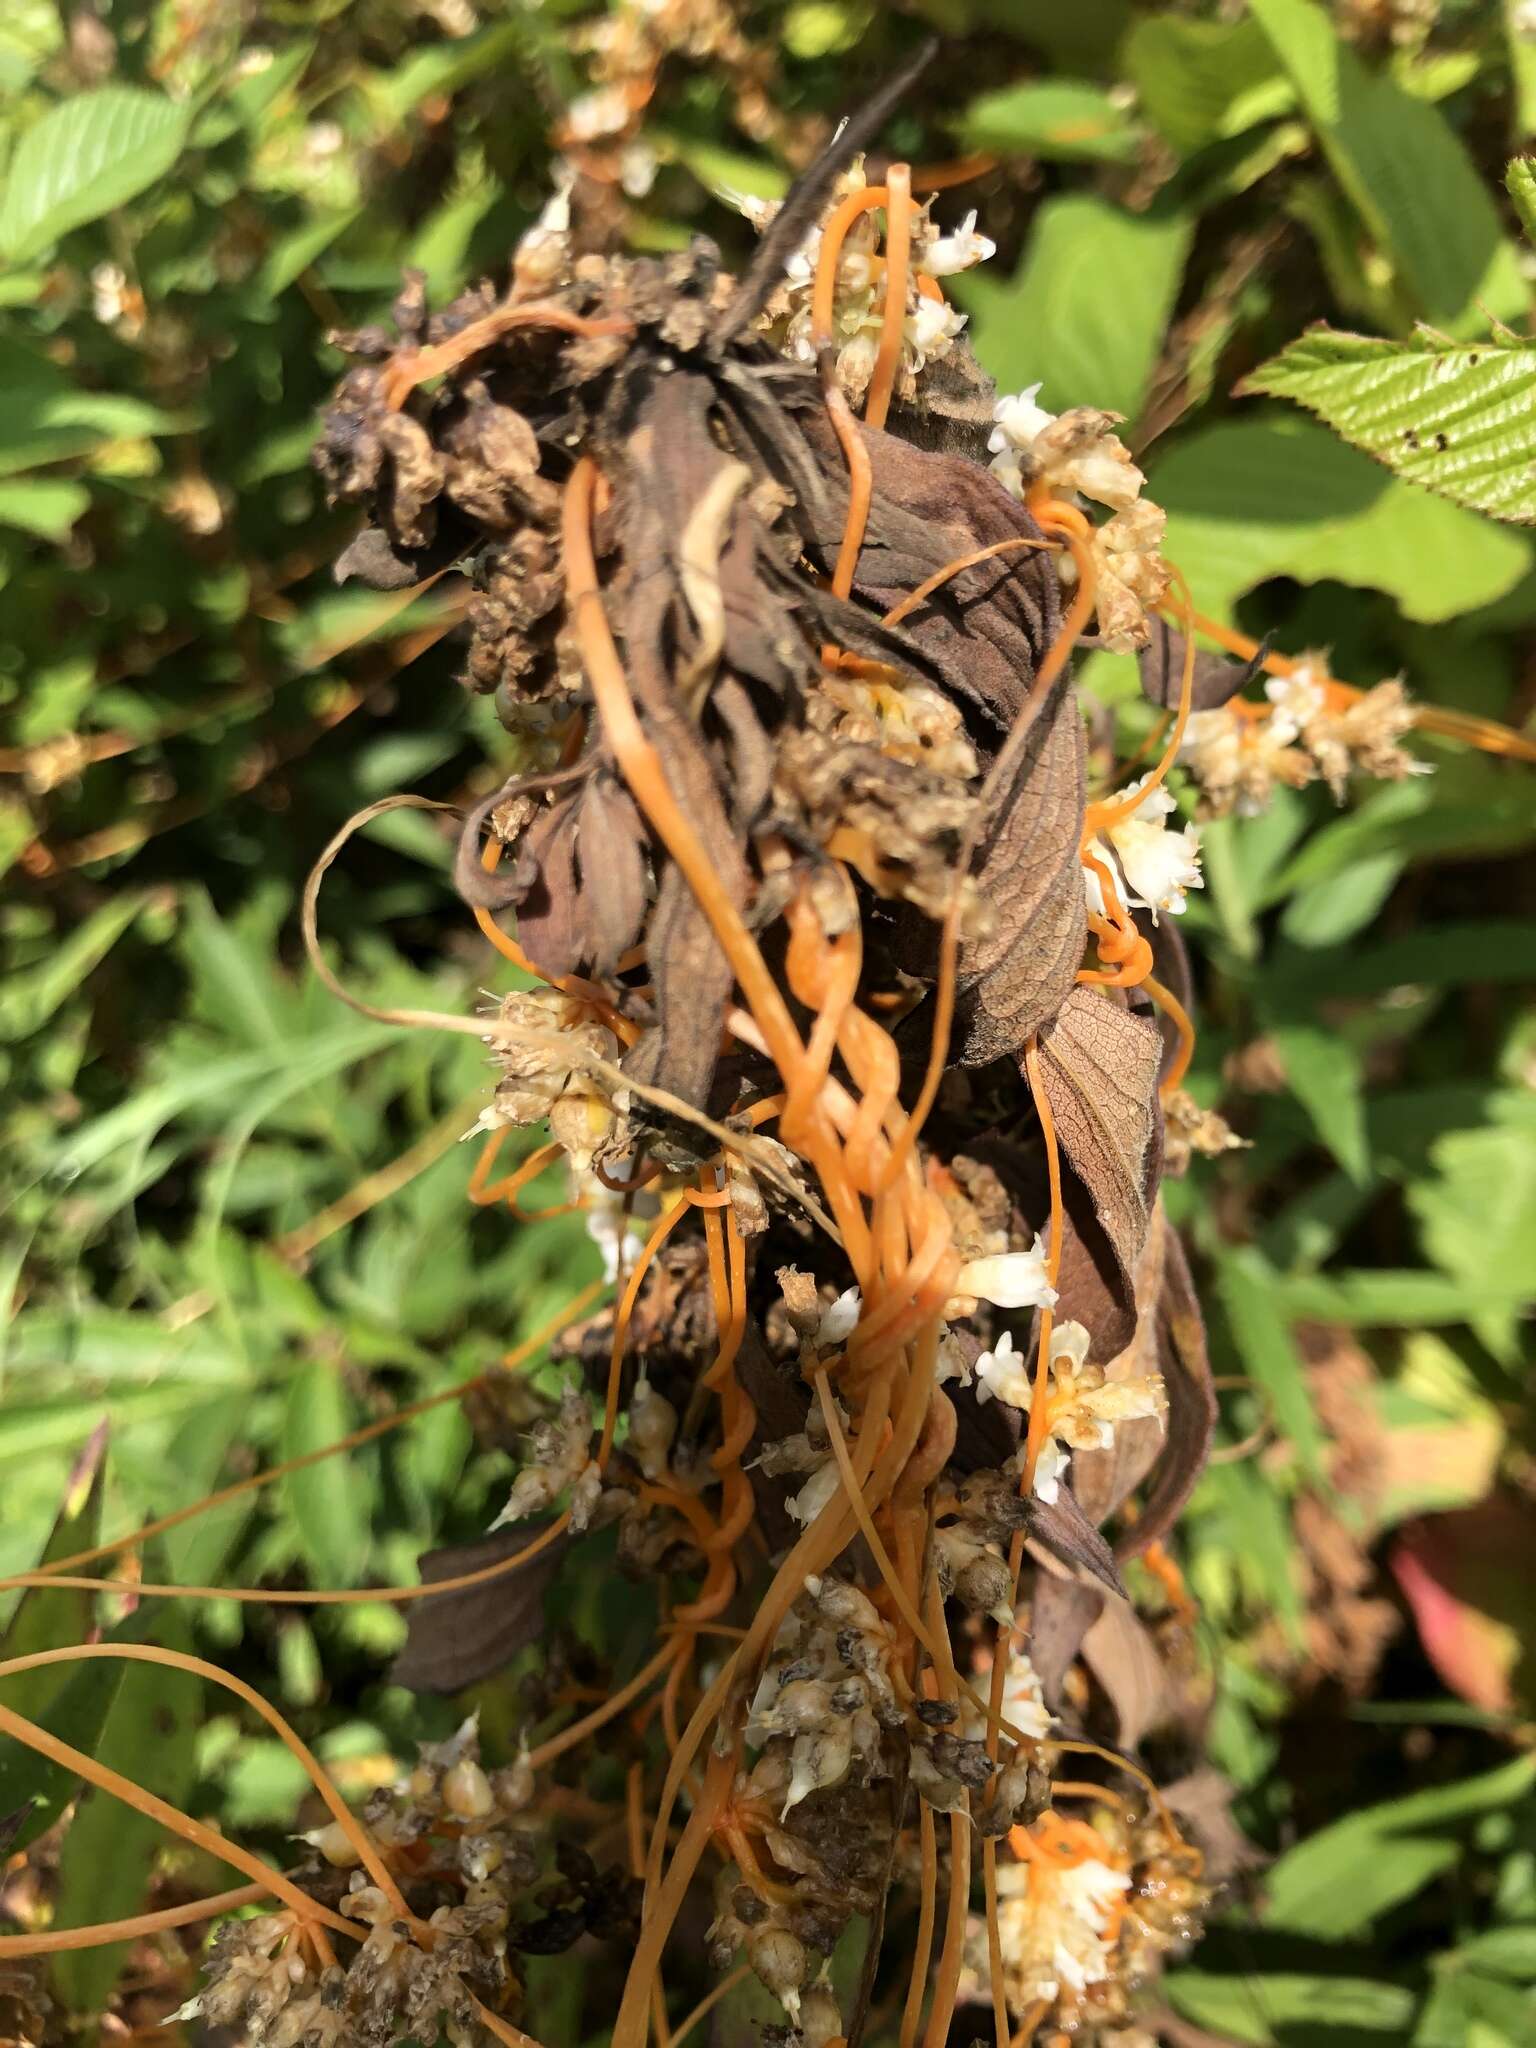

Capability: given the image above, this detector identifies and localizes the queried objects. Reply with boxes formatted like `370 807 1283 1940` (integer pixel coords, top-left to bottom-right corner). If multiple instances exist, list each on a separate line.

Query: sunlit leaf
1243 326 1536 525
0 87 190 259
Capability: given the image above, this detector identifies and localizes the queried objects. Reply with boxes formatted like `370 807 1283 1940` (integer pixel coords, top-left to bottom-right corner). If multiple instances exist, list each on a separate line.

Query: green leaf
1450 1927 1536 1980
0 1659 126 1858
1122 13 1293 155
256 205 362 299
1267 1020 1369 1182
1153 417 1532 622
0 477 89 541
1263 1754 1536 1940
0 893 146 1042
1279 851 1402 946
1249 0 1525 331
1407 1094 1536 1309
1243 326 1536 525
955 79 1137 162
959 195 1190 420
1167 1968 1416 2042
1215 1248 1324 1475
0 87 191 260
0 1424 107 1715
50 1616 201 2014
1506 155 1536 245
283 1362 370 1585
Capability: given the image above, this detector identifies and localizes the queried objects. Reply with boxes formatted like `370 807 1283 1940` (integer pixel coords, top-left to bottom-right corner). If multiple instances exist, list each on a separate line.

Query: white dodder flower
958 1242 1057 1311
922 208 996 277
993 1842 1131 2003
977 1320 1165 1504
1084 774 1203 922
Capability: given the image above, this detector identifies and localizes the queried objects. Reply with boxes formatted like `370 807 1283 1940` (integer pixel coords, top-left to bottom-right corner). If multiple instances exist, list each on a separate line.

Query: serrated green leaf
0 88 191 260
1243 326 1536 524
955 79 1137 162
1153 416 1531 621
1249 0 1525 331
959 194 1190 420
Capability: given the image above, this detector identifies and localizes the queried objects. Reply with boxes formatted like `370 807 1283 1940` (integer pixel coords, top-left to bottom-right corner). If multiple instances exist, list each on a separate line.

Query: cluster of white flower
1084 772 1204 923
744 164 991 406
974 1320 1165 1505
1181 661 1427 816
988 387 1170 651
990 1828 1132 2006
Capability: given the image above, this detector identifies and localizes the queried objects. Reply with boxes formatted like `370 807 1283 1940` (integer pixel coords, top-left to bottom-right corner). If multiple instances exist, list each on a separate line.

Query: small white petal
959 1247 1058 1310
817 1286 862 1347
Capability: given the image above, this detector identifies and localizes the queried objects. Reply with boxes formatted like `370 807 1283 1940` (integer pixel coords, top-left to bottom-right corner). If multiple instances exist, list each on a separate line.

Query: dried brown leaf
1027 1488 1126 1598
1117 1224 1216 1563
1081 1598 1176 1751
956 687 1087 1064
391 1520 572 1694
1139 618 1270 711
1037 986 1163 1286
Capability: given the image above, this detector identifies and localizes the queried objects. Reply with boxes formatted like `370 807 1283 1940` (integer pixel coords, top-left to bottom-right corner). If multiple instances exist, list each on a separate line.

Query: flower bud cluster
745 1577 902 1821
476 989 625 1174
1181 665 1427 818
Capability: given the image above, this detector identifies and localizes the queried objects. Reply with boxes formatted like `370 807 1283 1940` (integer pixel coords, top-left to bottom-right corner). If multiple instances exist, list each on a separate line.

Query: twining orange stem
881 535 1054 629
0 1883 269 1958
382 302 634 410
1020 1035 1062 1498
1143 972 1195 1094
909 152 999 190
8 1280 603 1590
563 459 807 1082
1087 563 1196 830
899 1802 940 2048
526 1639 685 1771
811 187 888 345
982 1836 1010 2048
8 1513 573 1608
0 1644 408 1918
0 1696 355 1939
865 164 911 431
599 1197 696 1467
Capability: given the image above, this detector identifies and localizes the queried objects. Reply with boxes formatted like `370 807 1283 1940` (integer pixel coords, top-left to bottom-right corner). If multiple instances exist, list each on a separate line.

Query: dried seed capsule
443 1758 496 1820
309 1820 363 1868
954 1549 1014 1622
492 1746 535 1814
783 1721 853 1814
628 1376 678 1481
747 1925 807 2019
799 1983 843 2048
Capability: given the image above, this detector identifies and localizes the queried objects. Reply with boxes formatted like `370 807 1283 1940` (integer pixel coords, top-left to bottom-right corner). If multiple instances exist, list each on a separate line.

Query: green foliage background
1 1 1534 2041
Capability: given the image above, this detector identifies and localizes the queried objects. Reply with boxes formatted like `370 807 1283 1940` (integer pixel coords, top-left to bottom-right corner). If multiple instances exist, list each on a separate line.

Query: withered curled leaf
391 1520 572 1695
1036 985 1163 1291
1139 617 1271 712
